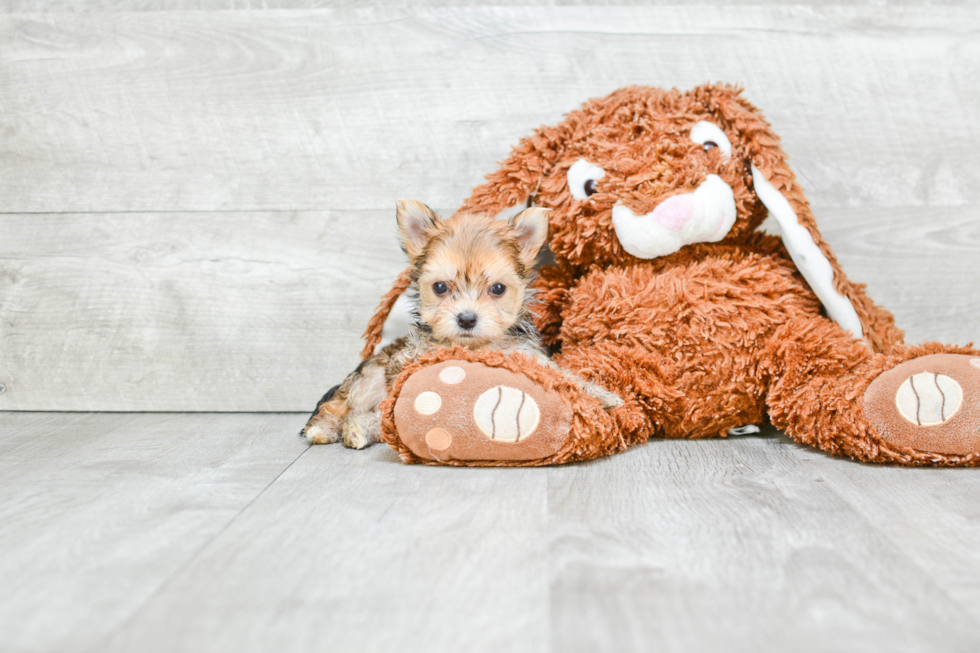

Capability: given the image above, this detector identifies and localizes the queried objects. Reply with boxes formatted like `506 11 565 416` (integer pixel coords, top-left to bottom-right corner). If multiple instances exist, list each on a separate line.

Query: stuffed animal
356 83 980 467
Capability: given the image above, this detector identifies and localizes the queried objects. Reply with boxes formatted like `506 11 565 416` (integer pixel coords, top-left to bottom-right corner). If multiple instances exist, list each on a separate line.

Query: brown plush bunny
357 83 980 467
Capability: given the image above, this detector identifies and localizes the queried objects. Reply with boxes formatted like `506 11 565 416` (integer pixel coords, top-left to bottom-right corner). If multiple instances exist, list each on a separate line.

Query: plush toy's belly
556 253 825 439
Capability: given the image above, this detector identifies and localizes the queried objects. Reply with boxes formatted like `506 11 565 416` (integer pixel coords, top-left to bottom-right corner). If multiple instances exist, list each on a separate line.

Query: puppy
301 199 621 449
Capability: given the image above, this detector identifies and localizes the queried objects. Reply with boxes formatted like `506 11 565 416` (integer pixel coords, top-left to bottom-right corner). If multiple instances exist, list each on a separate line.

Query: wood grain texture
101 427 550 653
0 5 978 411
0 210 406 410
5 413 980 652
0 411 309 653
0 7 979 213
6 0 974 12
548 428 980 653
1 206 977 411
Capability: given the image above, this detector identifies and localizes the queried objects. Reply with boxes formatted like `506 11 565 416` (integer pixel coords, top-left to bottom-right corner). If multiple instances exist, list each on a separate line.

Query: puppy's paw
301 413 342 445
341 414 381 450
584 382 624 411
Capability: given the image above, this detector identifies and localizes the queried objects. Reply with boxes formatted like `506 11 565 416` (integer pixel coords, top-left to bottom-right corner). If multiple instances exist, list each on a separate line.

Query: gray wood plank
0 209 406 411
1 205 977 412
1 7 979 213
100 438 550 653
70 421 980 653
547 429 980 653
804 450 980 628
4 413 980 652
4 1 970 13
0 411 309 653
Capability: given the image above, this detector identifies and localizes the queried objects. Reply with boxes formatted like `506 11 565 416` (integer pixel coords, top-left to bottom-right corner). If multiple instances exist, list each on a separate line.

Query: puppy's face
396 200 548 347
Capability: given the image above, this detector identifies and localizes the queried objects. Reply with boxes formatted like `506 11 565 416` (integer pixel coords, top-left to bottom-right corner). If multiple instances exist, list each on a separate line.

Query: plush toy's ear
704 84 902 351
458 124 570 219
508 207 551 269
395 199 440 261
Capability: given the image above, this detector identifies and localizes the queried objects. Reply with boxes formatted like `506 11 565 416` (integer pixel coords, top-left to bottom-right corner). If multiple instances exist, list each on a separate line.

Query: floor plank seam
88 439 312 652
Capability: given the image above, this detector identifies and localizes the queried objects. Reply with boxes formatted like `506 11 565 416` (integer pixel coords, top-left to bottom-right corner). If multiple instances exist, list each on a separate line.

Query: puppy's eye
489 283 506 296
690 122 732 158
567 159 606 201
432 281 448 296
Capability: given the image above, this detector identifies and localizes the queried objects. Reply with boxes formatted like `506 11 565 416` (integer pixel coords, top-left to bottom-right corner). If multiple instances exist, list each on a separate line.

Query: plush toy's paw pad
393 361 573 462
864 354 980 456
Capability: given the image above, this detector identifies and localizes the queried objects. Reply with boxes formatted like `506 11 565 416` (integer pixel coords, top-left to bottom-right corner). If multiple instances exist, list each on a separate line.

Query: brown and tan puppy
356 84 980 467
302 200 618 449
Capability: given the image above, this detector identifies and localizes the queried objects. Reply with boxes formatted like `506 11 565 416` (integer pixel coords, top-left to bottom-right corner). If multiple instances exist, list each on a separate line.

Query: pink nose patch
650 193 694 232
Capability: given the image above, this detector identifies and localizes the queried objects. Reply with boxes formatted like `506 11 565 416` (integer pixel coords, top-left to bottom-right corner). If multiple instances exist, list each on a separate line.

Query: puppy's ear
702 83 903 352
508 207 550 269
395 199 439 261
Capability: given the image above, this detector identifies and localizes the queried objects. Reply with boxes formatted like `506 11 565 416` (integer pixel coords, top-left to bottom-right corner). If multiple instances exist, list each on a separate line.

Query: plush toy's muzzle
611 173 737 259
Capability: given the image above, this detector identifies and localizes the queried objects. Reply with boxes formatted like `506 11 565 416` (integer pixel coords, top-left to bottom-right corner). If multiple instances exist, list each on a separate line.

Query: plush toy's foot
391 360 574 463
864 354 980 456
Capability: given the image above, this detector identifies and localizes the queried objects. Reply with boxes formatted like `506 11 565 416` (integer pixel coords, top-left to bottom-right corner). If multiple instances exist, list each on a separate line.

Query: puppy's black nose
456 312 478 330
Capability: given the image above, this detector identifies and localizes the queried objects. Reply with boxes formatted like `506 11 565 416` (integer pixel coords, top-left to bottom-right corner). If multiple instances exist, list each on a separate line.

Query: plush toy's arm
360 268 415 360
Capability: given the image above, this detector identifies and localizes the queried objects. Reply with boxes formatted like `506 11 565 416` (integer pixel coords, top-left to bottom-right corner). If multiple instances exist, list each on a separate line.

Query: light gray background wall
1 3 978 411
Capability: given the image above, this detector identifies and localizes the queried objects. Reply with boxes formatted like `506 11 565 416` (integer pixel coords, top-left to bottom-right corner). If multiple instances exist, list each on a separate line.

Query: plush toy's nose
456 312 478 330
649 193 695 232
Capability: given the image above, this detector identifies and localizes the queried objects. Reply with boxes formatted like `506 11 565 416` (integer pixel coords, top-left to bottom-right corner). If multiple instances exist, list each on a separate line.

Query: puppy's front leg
302 384 348 444
342 411 383 450
530 351 624 411
576 378 624 410
339 363 389 449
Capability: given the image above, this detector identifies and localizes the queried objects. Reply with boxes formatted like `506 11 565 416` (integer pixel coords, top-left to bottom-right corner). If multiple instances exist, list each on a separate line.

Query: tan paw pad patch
473 385 541 443
895 372 963 426
424 428 452 451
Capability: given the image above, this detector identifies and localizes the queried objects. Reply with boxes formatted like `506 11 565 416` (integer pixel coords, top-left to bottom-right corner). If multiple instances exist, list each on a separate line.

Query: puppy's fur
302 199 620 449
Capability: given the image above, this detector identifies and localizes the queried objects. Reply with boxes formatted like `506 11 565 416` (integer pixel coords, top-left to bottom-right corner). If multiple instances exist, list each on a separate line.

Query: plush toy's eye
690 122 732 158
489 283 506 296
433 281 449 296
567 159 606 200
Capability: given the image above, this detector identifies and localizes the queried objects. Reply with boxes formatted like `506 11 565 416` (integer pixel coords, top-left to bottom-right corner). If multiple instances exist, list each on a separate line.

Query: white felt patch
375 291 417 354
727 425 761 436
473 385 540 443
567 159 606 201
895 372 963 426
611 174 736 259
690 121 732 157
970 358 980 370
414 391 442 416
439 365 466 385
751 164 864 340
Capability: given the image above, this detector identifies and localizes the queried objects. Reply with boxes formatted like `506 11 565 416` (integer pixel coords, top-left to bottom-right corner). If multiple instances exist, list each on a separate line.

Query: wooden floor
2 412 979 653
